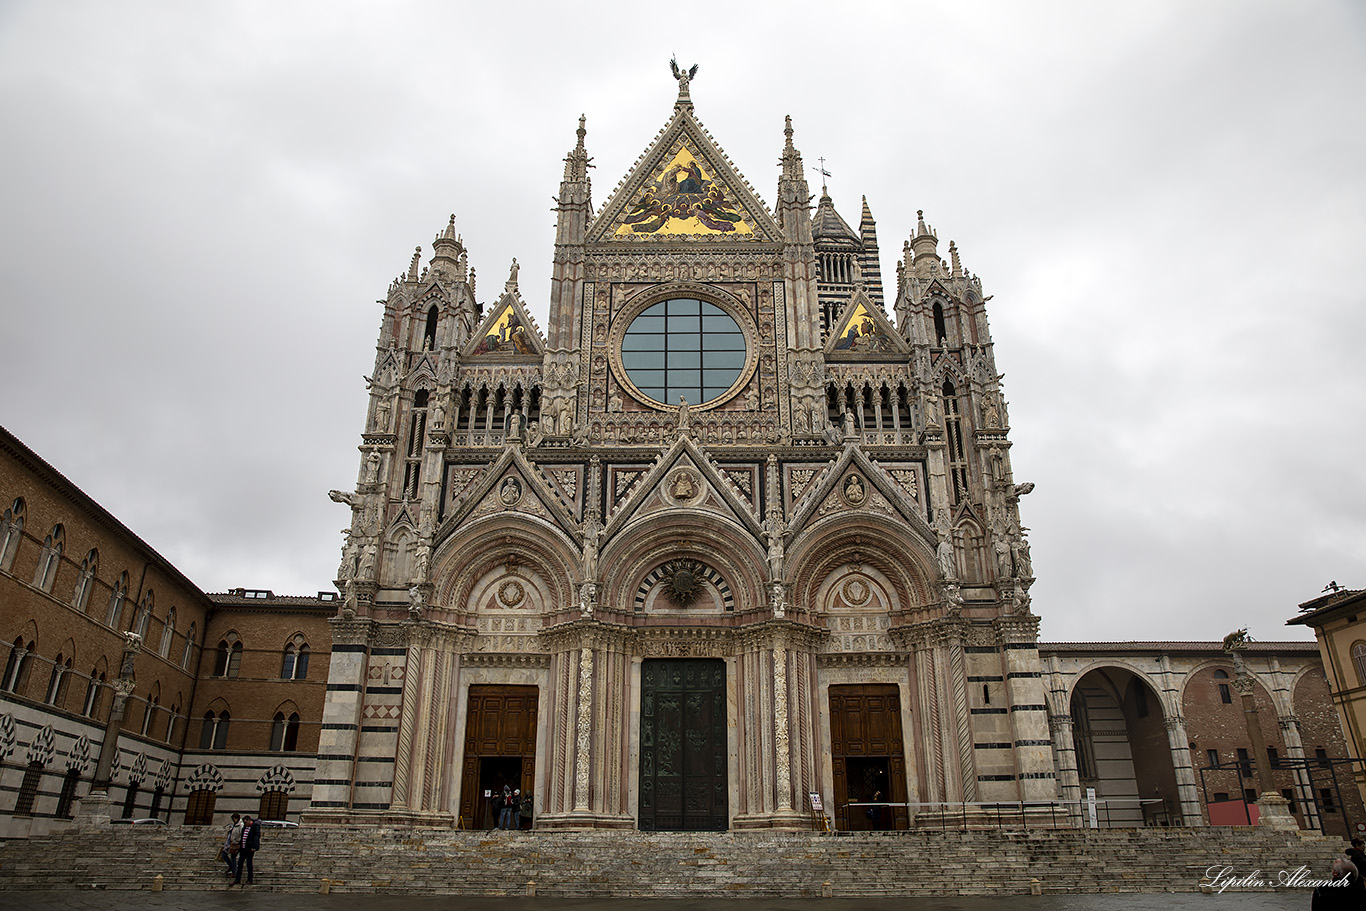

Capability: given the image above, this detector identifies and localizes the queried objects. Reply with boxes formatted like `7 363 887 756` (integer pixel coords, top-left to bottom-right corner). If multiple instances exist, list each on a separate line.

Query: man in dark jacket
233 815 261 885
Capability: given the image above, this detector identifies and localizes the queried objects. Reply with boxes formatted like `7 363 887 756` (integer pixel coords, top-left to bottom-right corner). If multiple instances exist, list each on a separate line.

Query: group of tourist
494 785 530 830
218 812 261 886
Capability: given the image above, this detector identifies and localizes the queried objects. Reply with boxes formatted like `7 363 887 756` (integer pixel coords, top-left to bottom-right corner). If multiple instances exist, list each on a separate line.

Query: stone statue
763 513 787 580
407 585 424 618
414 543 431 581
579 581 597 615
526 420 544 447
364 452 381 484
507 412 524 441
937 532 957 581
842 410 856 439
676 396 692 433
337 534 358 581
508 258 519 286
924 397 941 426
429 396 446 429
670 57 699 99
1010 532 1032 579
843 474 866 505
329 489 360 510
770 582 786 619
993 536 1012 580
1221 628 1252 653
558 398 574 436
607 392 623 413
359 543 377 580
745 391 759 411
341 578 357 619
374 398 391 432
982 395 1000 429
581 515 602 581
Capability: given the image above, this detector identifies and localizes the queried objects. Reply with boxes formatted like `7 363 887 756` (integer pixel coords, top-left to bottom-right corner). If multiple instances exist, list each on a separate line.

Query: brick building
0 426 331 834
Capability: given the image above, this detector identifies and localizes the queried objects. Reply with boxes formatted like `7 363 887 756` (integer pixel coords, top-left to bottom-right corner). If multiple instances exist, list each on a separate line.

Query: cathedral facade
310 73 1054 831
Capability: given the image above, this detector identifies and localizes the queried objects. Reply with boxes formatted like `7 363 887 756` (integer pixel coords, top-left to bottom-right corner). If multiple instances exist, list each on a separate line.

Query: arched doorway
1071 667 1181 827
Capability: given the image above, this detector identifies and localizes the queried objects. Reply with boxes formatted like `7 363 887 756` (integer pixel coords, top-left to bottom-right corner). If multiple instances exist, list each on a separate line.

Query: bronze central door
639 658 728 831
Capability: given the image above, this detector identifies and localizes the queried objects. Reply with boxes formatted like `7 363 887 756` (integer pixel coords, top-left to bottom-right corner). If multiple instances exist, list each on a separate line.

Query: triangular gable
824 289 908 357
589 109 781 243
604 435 763 538
436 448 578 545
463 289 545 359
788 445 933 544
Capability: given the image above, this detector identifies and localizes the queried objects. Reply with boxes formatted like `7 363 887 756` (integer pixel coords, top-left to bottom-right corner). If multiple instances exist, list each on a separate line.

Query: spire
428 214 466 281
858 195 885 306
911 209 940 268
780 115 804 181
949 241 961 278
811 189 859 246
563 114 591 183
407 246 422 282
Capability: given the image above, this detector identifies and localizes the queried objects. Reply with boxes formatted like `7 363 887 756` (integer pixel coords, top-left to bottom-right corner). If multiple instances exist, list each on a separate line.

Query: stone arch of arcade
1061 664 1192 828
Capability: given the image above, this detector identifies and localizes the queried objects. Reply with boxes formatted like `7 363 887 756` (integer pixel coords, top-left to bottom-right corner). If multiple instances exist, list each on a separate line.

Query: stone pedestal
1255 793 1300 832
71 790 116 828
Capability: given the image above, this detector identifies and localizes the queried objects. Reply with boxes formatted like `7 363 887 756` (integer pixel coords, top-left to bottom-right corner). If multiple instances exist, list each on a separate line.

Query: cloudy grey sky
2 1 1362 643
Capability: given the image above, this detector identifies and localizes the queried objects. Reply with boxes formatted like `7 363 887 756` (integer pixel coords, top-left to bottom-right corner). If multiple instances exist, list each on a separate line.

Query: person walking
221 813 242 879
232 814 261 885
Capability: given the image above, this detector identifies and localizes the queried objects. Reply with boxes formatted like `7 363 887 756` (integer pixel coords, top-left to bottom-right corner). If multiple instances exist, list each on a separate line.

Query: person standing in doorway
233 814 260 885
498 785 515 830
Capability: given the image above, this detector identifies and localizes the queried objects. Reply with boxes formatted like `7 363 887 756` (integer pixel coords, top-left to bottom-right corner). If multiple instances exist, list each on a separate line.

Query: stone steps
0 825 1346 895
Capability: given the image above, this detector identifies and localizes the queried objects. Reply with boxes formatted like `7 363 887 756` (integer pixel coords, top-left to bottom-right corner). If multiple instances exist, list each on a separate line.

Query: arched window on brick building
200 709 230 750
270 711 301 752
106 572 128 627
33 524 63 592
0 498 25 572
72 549 98 611
280 635 309 680
213 635 242 678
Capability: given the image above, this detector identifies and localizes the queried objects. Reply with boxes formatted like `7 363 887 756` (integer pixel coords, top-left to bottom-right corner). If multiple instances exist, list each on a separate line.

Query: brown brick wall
0 446 213 752
189 604 332 754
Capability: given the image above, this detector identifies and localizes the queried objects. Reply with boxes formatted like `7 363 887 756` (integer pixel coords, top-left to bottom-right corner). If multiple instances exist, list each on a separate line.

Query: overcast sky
2 1 1362 643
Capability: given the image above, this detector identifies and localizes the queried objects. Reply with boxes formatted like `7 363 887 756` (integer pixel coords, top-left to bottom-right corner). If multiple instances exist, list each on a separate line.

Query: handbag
215 847 225 862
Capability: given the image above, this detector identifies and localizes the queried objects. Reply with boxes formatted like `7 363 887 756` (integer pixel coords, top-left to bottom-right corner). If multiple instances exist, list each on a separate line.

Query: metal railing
833 797 1168 832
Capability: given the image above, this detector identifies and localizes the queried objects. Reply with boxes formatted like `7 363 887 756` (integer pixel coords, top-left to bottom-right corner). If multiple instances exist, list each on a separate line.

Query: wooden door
458 685 538 827
829 683 909 829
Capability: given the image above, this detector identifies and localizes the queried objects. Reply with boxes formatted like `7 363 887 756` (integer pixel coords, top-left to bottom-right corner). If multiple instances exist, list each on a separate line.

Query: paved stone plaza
0 894 1320 910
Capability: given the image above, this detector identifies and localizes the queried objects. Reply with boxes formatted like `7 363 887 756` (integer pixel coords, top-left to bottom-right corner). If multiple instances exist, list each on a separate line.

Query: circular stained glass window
620 298 747 406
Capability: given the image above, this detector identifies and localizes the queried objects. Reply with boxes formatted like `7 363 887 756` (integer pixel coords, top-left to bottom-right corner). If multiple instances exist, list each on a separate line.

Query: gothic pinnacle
407 246 421 282
576 114 586 152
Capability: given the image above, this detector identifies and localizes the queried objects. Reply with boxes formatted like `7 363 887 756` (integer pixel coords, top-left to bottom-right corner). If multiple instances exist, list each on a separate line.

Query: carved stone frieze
816 651 910 668
461 652 551 668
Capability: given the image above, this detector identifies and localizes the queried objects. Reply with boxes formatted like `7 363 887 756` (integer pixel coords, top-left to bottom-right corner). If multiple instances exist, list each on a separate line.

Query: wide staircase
0 825 1347 896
